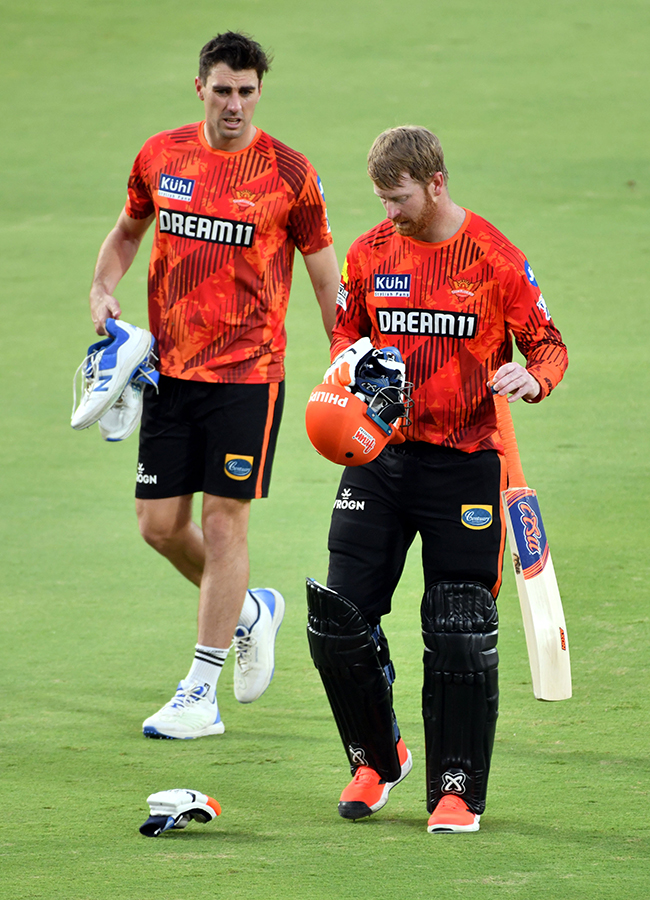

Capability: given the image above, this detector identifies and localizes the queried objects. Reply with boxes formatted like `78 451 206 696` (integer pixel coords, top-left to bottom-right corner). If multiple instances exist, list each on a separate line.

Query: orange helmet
305 382 405 466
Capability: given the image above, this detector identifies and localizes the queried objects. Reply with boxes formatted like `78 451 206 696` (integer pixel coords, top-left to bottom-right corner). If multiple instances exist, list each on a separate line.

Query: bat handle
493 392 528 488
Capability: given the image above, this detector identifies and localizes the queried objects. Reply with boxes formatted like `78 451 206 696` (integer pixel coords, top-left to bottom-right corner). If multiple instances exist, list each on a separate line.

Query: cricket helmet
305 381 406 466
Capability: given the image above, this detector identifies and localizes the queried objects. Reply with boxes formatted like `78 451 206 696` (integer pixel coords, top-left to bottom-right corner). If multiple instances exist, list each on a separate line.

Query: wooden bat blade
502 486 572 701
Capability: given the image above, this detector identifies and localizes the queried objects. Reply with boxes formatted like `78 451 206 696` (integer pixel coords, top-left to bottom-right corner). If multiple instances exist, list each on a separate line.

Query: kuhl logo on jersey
376 308 478 338
158 209 255 247
158 174 195 202
374 274 411 297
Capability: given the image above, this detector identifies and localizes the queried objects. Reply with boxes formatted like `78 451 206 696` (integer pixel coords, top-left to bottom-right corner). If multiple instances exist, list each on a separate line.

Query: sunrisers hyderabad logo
448 277 482 298
232 189 256 208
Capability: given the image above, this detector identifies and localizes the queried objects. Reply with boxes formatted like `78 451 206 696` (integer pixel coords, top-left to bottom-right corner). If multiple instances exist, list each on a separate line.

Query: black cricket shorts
135 375 284 500
327 441 507 624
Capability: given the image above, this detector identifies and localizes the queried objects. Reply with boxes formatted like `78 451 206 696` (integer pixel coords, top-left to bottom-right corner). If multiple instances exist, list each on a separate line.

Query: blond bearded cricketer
305 126 567 832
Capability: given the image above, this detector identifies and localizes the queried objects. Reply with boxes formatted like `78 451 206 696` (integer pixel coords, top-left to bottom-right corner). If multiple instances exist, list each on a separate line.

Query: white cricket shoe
71 319 154 430
142 682 225 739
98 361 159 442
233 588 285 703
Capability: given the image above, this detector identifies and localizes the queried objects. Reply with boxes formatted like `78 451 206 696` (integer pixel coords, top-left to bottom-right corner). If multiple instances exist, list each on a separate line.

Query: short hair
367 126 449 188
198 32 272 84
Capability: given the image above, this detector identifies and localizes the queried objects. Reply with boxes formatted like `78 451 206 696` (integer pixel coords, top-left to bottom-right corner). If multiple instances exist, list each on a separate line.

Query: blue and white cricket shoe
71 319 154 430
142 682 225 740
98 359 159 442
233 588 285 703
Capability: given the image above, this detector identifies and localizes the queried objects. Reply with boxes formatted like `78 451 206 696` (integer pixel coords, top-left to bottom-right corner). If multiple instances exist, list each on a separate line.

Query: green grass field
1 1 649 897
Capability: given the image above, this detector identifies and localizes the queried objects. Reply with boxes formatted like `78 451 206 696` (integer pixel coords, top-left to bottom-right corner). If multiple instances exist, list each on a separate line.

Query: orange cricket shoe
338 738 412 820
427 794 481 833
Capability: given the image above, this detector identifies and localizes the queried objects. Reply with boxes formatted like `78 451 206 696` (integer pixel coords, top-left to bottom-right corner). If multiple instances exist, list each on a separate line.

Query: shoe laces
351 766 382 786
438 794 468 812
132 360 159 389
232 628 255 672
167 683 210 709
71 345 104 414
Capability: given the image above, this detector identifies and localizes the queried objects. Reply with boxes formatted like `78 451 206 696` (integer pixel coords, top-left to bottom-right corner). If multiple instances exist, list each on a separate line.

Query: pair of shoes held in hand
71 317 158 441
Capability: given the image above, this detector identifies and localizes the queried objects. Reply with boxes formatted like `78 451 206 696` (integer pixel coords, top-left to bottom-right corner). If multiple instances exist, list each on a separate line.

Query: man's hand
323 337 375 388
490 362 540 402
90 286 122 335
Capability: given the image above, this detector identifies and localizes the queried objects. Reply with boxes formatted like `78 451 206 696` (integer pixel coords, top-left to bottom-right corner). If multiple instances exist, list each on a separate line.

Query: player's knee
201 497 250 550
136 501 186 556
137 515 177 555
421 582 499 674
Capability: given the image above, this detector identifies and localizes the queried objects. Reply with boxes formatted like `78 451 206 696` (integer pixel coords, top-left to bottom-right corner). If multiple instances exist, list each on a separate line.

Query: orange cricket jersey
332 211 568 452
125 124 332 382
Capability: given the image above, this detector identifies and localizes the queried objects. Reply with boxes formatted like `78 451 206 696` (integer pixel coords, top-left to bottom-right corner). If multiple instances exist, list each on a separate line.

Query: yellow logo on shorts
461 505 493 530
224 454 254 481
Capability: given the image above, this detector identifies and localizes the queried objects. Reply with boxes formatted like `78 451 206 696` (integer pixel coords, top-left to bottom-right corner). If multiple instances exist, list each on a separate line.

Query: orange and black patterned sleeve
501 250 568 402
287 164 333 256
124 145 155 220
330 243 373 360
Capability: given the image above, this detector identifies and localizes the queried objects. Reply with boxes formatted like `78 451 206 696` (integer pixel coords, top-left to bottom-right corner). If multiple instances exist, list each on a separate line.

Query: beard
392 189 436 238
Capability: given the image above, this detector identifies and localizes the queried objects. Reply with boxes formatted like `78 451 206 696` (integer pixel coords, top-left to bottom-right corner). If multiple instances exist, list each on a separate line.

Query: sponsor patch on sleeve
337 283 349 310
524 260 538 286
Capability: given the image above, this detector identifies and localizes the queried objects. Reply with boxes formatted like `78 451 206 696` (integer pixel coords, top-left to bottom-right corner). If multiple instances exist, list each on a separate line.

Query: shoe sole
427 818 481 833
143 721 226 740
338 749 413 820
427 812 481 833
235 588 285 704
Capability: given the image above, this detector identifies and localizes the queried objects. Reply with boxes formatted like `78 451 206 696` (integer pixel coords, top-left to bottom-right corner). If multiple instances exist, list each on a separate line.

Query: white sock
237 591 260 631
185 645 229 701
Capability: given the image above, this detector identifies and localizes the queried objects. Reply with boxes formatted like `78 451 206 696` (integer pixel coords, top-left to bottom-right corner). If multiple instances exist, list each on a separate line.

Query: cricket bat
494 392 572 701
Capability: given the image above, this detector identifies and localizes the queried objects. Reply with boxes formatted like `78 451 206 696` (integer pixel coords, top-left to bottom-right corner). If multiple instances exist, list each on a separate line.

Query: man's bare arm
303 244 340 340
89 209 155 334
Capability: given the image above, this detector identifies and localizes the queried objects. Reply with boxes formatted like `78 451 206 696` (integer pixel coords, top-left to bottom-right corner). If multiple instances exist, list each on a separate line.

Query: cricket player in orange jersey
305 126 567 832
88 32 339 739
